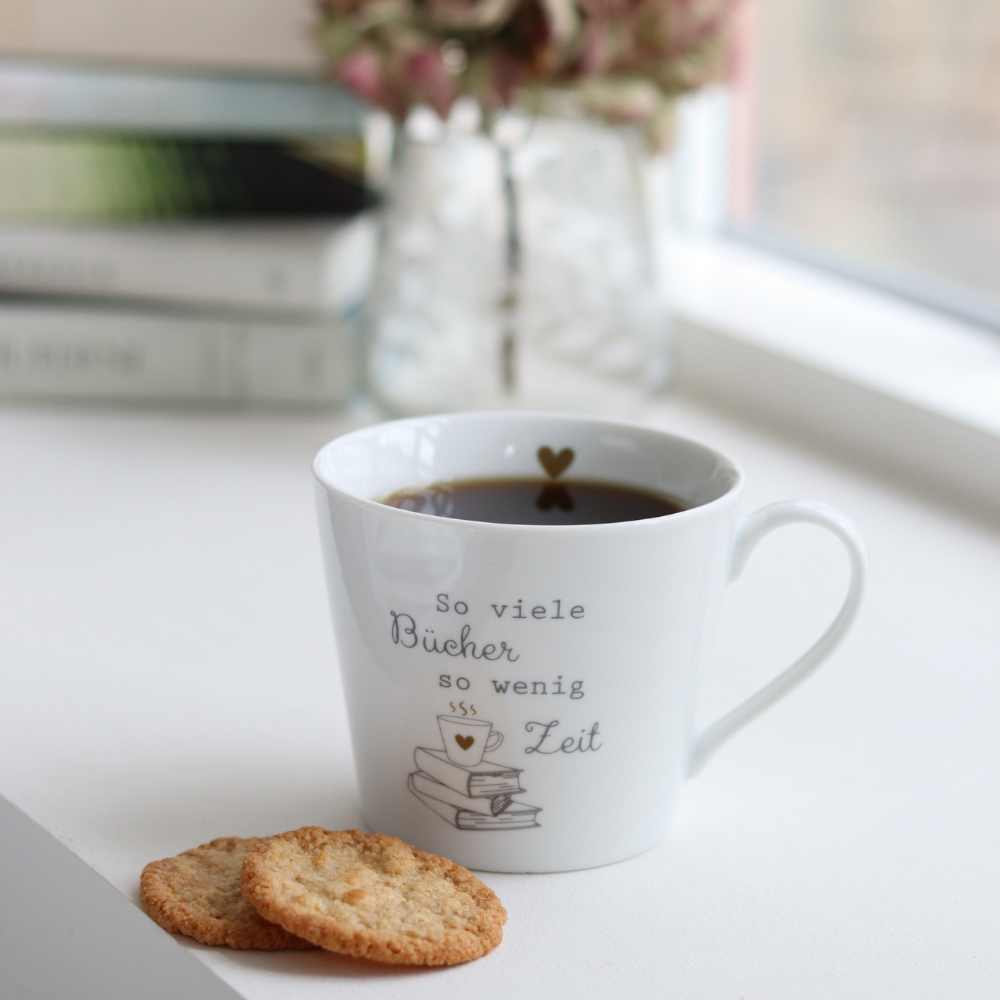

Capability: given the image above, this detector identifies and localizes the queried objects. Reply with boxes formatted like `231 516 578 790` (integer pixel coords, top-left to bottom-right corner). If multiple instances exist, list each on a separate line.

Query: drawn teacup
437 715 503 767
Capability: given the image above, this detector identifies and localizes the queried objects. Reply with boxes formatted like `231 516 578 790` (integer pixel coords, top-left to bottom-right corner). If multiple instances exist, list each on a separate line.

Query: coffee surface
381 477 687 525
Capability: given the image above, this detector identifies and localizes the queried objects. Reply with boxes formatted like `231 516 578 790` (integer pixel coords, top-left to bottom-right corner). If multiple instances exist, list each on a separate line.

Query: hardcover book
409 771 521 817
0 298 355 406
0 216 376 314
408 776 541 831
0 59 361 137
0 135 371 224
412 747 524 799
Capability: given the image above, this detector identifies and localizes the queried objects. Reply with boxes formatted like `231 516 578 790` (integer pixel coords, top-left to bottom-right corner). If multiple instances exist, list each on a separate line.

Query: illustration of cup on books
408 715 541 830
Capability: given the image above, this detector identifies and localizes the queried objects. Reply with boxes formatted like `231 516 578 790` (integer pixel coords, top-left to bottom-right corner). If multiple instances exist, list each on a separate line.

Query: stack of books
408 747 541 831
0 59 379 407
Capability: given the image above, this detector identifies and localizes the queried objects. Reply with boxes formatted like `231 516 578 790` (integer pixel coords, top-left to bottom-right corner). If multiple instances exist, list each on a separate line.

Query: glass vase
366 107 671 416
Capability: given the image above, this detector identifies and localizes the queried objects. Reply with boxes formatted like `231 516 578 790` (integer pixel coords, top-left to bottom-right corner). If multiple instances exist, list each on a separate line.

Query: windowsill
4 387 1000 997
667 232 1000 518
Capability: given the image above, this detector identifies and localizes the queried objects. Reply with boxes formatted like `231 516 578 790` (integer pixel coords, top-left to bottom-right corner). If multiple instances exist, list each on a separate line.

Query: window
732 0 1000 330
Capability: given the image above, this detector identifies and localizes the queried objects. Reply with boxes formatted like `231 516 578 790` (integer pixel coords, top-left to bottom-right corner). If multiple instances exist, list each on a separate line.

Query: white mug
313 412 867 872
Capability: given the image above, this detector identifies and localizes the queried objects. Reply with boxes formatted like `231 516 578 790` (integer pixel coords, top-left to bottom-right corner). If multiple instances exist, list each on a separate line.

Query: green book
0 133 371 223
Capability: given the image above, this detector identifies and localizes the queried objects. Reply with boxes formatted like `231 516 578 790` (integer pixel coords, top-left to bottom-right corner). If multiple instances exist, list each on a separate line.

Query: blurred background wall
0 0 318 70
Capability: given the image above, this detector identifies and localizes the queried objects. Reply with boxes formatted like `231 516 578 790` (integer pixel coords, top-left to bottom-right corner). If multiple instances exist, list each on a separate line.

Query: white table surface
2 395 999 998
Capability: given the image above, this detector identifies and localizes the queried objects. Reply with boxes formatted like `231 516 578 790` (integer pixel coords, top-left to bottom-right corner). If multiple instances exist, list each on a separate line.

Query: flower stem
499 145 520 394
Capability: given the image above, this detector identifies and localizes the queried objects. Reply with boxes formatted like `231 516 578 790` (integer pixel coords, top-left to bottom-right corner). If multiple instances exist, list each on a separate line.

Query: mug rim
313 410 746 532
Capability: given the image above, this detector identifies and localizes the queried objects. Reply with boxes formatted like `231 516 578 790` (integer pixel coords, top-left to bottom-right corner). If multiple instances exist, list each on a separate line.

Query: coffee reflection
536 483 574 512
382 477 686 525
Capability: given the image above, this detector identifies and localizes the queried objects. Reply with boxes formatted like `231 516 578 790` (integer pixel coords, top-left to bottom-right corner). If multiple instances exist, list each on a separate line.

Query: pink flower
317 0 737 141
404 46 460 117
334 48 394 110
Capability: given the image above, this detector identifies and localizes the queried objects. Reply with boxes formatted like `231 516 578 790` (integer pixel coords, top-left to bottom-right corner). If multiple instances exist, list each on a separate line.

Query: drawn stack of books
0 58 382 407
408 747 542 831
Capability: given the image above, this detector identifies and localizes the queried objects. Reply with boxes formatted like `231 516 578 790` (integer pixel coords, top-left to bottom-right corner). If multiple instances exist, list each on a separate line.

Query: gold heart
538 446 574 479
455 734 475 750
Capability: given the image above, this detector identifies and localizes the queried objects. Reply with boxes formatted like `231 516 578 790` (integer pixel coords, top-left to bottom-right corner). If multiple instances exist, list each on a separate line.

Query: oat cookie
141 836 317 950
240 827 506 965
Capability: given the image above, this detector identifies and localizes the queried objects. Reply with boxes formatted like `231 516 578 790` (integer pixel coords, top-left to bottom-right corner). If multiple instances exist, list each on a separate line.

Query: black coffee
381 477 687 525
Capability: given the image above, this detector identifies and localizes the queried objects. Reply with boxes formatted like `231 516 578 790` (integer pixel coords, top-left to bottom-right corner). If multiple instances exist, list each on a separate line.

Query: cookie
141 836 317 950
240 827 506 965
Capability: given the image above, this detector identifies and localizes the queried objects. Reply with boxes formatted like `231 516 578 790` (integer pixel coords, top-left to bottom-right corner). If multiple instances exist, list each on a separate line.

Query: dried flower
317 0 736 147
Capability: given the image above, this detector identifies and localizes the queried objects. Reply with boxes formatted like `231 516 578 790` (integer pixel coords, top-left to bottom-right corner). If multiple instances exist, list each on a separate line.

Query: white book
0 59 361 137
0 300 356 406
0 215 378 315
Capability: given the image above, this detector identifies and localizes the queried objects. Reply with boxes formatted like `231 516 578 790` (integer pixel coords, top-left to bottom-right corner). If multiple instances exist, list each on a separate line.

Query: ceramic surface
313 412 867 872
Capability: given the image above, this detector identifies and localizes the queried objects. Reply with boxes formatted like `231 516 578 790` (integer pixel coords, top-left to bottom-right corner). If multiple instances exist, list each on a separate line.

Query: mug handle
687 500 868 777
486 731 504 752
